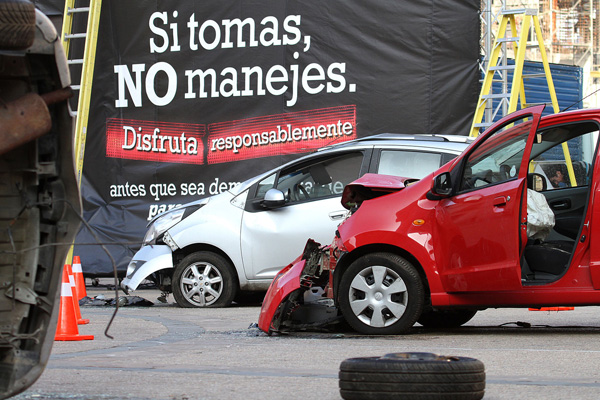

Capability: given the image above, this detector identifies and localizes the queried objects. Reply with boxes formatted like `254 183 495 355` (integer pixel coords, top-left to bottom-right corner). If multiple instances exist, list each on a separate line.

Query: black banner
33 0 64 16
74 0 480 275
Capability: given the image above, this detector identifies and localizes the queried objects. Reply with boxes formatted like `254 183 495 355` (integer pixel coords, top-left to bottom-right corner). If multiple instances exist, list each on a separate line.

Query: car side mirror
528 172 547 192
426 172 453 200
262 188 286 209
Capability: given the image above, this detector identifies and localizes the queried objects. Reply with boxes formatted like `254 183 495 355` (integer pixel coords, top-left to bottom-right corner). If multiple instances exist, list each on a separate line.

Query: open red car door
434 106 544 292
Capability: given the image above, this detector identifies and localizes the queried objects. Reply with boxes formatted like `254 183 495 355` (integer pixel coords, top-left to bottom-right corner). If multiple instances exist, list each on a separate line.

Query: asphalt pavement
12 280 600 400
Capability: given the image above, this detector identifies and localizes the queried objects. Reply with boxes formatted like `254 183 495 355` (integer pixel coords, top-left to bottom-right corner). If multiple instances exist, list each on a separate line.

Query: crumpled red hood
341 173 417 210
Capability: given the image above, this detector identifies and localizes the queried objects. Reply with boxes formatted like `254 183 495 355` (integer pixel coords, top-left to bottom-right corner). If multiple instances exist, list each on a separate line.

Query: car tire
338 253 424 335
417 309 478 329
339 352 485 400
172 252 238 308
0 0 36 50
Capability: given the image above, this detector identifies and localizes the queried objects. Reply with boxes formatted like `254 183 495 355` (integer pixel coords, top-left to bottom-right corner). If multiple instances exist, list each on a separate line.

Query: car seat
523 174 574 278
310 164 333 197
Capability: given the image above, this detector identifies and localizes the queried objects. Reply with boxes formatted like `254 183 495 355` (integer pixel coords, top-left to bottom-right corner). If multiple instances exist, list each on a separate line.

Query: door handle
493 196 508 207
329 211 347 220
550 199 571 210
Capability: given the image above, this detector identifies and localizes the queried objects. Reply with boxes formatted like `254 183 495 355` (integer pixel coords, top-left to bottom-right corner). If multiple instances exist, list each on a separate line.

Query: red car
259 105 600 335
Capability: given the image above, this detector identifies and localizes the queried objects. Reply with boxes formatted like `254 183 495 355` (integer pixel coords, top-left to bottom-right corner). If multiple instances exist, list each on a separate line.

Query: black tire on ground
338 253 424 335
339 371 486 384
339 352 485 400
339 380 485 392
417 309 478 329
339 389 485 400
0 0 35 50
172 252 238 308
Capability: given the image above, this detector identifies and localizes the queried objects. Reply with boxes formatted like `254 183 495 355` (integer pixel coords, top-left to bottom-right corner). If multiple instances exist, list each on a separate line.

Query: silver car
121 134 471 307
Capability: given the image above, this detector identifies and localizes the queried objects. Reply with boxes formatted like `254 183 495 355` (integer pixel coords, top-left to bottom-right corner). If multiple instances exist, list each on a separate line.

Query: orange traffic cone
66 264 89 325
71 255 87 300
55 264 94 341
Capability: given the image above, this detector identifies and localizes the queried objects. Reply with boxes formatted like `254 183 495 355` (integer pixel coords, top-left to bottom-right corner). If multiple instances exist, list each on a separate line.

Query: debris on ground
80 295 155 307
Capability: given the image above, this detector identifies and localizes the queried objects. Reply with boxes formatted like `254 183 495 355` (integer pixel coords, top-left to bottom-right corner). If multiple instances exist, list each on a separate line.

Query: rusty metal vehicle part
0 4 81 399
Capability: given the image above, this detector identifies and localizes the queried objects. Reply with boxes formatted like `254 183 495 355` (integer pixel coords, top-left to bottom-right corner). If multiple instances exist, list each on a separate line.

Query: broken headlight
143 202 205 245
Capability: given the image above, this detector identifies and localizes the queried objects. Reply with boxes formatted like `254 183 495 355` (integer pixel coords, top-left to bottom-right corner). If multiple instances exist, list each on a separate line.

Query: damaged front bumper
121 245 174 294
258 240 340 334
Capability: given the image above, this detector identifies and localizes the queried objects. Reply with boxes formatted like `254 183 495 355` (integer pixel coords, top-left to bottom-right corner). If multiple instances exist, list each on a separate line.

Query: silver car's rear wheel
338 253 424 334
172 252 238 308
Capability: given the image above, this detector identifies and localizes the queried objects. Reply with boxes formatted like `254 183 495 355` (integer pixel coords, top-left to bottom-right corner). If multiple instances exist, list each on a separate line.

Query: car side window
255 173 276 199
459 116 532 192
377 150 443 179
529 123 599 191
275 152 364 204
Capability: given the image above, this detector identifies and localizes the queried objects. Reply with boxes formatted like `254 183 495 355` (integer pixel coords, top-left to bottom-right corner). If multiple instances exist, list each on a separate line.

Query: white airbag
527 189 555 240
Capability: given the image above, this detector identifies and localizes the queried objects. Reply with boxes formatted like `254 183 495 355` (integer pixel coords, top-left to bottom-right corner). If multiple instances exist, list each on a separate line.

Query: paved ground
12 281 600 400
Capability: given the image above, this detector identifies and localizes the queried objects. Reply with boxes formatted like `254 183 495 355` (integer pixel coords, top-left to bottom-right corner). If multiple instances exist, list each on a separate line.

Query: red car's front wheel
338 253 424 335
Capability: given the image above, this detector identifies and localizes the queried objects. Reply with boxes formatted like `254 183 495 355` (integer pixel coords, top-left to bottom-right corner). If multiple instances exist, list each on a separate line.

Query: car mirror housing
262 188 286 208
426 172 453 200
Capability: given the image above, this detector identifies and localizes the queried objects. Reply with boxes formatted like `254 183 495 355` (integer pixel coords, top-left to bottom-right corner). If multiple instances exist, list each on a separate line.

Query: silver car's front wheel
338 253 424 334
172 252 238 308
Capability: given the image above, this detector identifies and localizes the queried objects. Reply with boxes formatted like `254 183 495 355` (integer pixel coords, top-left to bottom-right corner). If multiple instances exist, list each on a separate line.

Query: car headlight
143 208 186 245
143 200 208 245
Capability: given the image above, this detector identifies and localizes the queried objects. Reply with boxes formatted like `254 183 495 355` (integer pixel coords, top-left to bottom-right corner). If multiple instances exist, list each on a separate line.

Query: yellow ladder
470 8 559 137
60 0 103 264
470 8 576 186
61 0 102 186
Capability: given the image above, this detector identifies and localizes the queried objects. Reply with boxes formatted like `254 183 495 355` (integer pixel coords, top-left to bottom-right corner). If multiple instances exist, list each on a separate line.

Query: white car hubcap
348 265 408 327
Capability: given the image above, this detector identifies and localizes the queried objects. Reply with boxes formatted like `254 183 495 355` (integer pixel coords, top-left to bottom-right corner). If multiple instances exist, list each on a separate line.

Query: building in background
483 0 599 107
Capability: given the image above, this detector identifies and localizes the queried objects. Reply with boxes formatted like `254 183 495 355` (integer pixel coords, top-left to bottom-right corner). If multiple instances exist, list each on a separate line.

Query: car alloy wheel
338 253 424 334
172 252 238 308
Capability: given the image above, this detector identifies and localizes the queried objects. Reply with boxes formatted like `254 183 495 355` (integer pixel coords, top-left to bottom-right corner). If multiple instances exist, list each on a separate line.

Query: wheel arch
333 244 431 305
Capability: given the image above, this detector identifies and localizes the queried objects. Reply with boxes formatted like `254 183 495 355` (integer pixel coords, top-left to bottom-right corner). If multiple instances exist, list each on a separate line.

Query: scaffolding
539 0 598 68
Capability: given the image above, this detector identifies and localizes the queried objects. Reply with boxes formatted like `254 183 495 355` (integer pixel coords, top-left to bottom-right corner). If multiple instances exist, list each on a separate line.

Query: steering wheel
463 169 493 190
293 183 310 200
